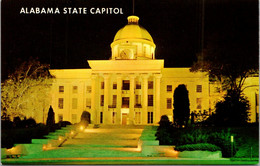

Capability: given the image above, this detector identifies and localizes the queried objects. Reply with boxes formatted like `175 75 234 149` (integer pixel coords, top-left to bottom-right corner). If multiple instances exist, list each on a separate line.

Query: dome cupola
111 16 156 60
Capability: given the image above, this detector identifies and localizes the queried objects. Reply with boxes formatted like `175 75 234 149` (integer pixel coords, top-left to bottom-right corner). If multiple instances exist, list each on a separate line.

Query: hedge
174 143 221 152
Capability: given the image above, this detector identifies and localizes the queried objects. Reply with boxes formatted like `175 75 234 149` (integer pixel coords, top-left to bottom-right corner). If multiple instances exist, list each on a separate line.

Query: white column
129 74 136 125
155 74 162 124
104 74 110 124
142 74 149 124
116 74 122 124
91 74 98 124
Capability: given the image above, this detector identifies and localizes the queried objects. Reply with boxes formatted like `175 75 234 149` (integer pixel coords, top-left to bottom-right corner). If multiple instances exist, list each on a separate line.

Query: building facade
49 16 259 125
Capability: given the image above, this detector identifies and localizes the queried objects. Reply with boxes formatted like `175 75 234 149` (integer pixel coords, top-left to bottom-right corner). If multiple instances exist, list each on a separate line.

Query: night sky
2 0 258 80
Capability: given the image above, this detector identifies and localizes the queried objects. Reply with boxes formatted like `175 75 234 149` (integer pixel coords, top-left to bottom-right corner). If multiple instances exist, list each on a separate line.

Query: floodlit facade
49 16 259 125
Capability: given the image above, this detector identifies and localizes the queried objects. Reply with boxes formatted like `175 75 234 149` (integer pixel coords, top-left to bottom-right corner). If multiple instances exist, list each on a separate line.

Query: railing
122 90 129 94
134 104 142 108
108 105 117 108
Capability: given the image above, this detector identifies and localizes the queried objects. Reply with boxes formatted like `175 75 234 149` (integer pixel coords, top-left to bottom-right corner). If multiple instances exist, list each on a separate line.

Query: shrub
174 143 221 152
46 106 55 125
213 94 250 127
80 111 90 126
23 118 37 128
1 120 13 129
155 115 173 145
1 124 50 148
59 121 71 127
207 130 237 157
13 116 22 127
169 127 238 157
176 129 209 146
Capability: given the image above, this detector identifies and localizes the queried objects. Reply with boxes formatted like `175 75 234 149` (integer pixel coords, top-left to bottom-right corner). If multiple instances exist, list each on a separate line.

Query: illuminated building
49 15 259 125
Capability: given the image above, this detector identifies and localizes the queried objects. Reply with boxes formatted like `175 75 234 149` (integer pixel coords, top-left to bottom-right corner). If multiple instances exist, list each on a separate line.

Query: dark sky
2 0 258 79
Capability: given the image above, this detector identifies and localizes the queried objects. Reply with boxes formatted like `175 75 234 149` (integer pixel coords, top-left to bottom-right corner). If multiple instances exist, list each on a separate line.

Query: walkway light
231 135 234 157
42 145 47 151
79 125 84 131
58 136 63 141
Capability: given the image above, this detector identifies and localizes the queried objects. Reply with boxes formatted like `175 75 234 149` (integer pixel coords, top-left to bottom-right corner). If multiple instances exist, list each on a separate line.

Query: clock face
120 49 131 59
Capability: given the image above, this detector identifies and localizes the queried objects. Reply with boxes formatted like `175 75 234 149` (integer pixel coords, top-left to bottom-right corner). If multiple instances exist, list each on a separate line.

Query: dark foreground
2 157 259 165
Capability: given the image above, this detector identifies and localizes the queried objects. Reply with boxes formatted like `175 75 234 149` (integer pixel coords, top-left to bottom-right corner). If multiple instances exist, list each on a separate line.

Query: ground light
42 145 47 151
79 125 85 131
58 136 63 141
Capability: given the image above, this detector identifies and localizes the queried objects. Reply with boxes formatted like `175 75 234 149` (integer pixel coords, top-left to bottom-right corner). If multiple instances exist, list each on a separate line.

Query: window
167 85 172 92
58 114 63 122
59 86 64 93
87 86 92 93
112 112 117 124
86 98 91 108
196 85 202 93
148 112 153 124
256 93 259 106
148 81 153 89
135 95 141 107
112 95 117 106
71 114 77 124
100 112 103 124
122 80 130 90
167 98 172 109
136 82 141 89
100 95 104 106
148 95 153 106
197 98 202 109
122 97 129 108
58 98 64 109
72 98 78 109
73 86 78 93
101 82 104 89
113 83 117 89
135 112 141 124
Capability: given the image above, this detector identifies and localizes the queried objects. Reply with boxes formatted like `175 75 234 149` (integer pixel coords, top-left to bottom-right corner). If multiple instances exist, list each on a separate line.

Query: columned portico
129 74 136 125
142 74 149 124
87 15 164 125
104 74 110 124
154 74 162 124
91 74 98 123
116 74 122 124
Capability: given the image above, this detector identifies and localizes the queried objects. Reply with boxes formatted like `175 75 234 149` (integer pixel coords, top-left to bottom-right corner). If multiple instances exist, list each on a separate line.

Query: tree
1 58 53 121
173 84 190 128
191 33 258 125
191 33 258 99
213 94 250 126
46 106 55 126
155 115 173 145
80 111 90 126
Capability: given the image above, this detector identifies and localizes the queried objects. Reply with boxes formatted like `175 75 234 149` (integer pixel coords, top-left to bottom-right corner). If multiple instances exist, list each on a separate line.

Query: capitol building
49 15 259 125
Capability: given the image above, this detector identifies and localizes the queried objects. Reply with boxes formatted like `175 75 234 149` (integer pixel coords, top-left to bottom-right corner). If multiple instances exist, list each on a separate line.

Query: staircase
63 125 145 148
21 125 146 158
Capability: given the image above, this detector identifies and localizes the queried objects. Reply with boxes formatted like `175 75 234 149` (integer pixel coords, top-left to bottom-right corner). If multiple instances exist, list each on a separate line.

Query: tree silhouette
191 33 258 100
155 115 173 145
173 84 190 128
212 92 250 126
46 106 55 126
191 33 257 126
